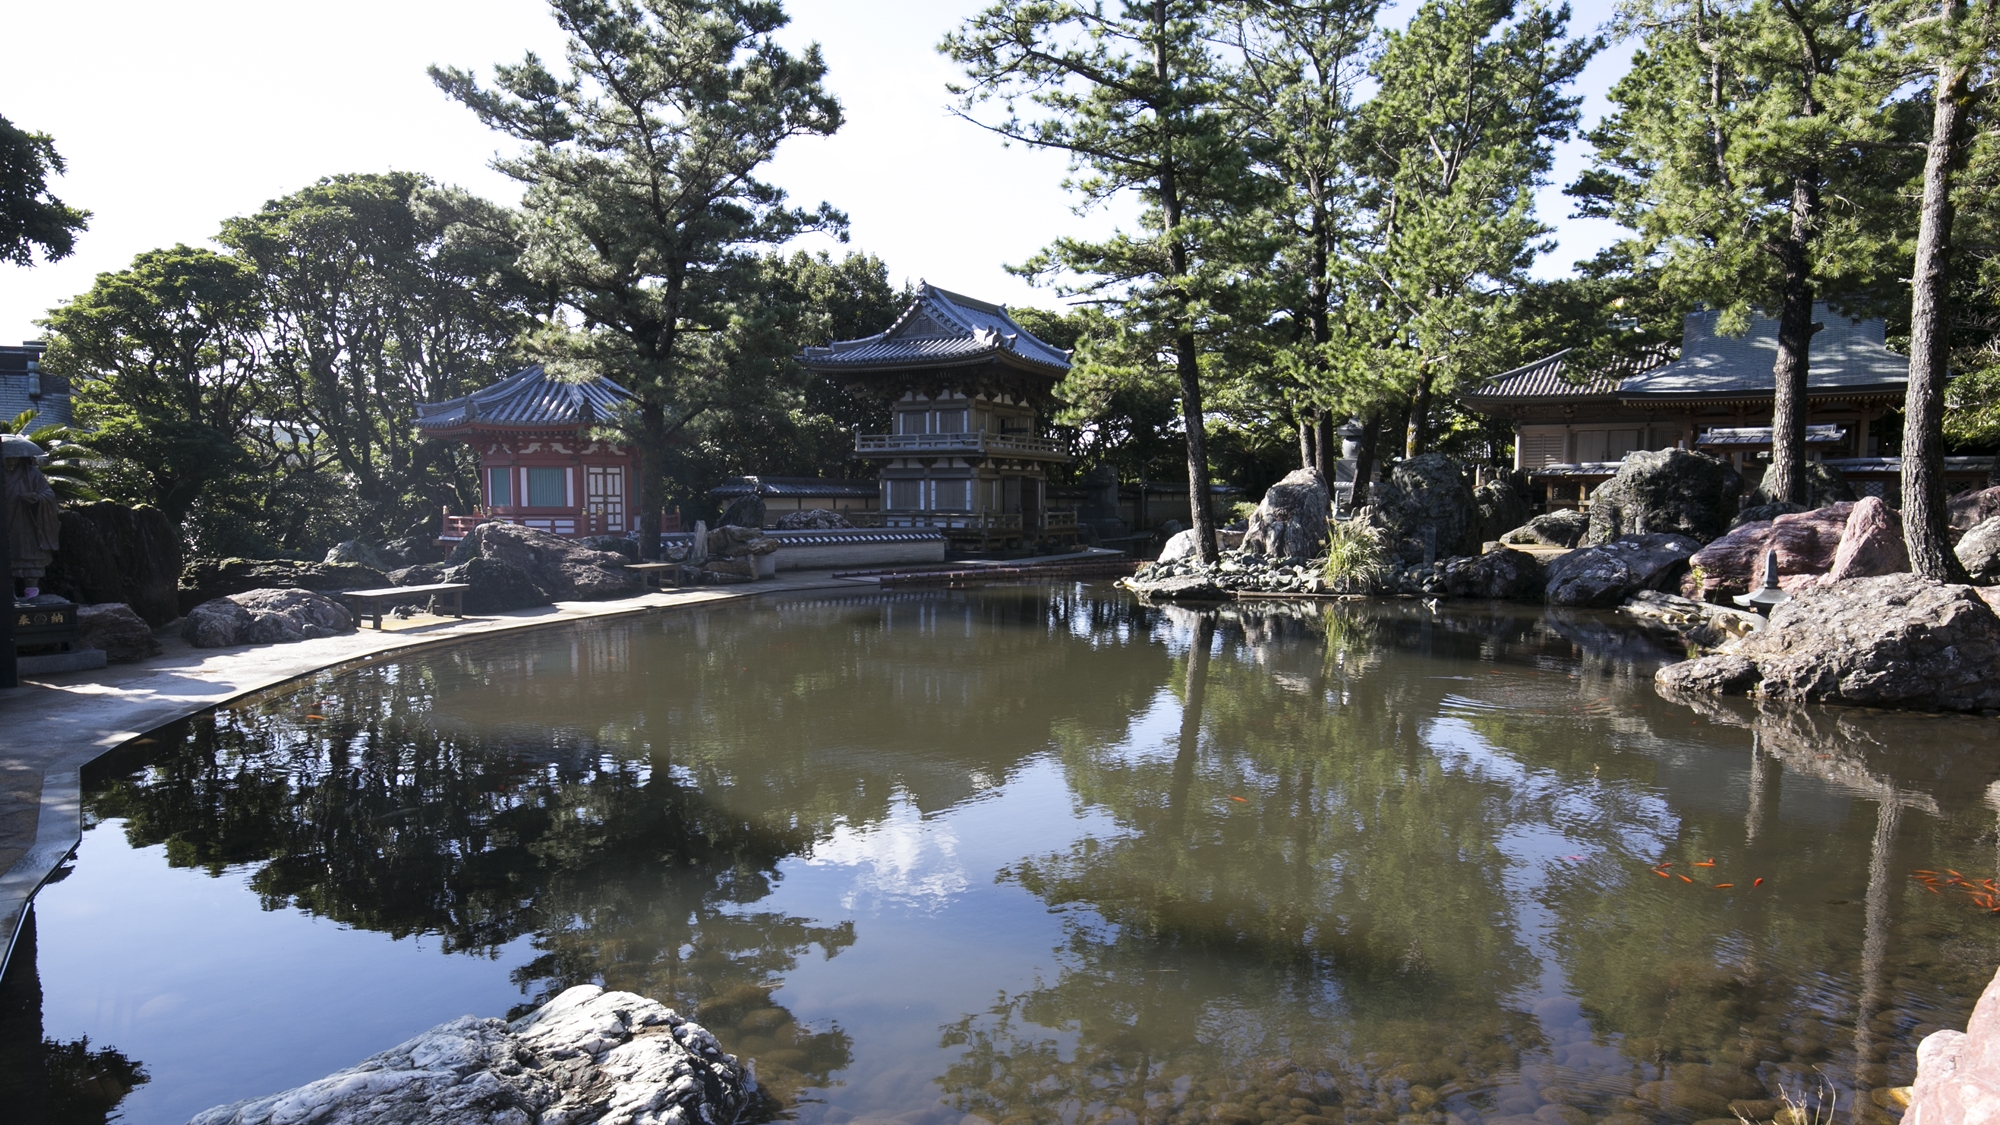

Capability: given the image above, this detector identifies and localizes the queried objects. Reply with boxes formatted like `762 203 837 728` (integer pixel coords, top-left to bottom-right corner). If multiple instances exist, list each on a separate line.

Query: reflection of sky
33 823 532 1125
803 798 971 913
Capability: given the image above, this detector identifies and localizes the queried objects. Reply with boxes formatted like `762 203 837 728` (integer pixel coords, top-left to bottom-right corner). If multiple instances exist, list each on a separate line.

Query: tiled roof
799 284 1071 376
1617 305 1909 400
417 365 634 432
1696 424 1846 446
1465 343 1675 401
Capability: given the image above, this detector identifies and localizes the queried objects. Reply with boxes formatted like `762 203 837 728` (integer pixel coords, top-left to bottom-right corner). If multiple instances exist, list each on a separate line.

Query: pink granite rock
1823 495 1910 583
1688 503 1853 600
1907 965 2000 1125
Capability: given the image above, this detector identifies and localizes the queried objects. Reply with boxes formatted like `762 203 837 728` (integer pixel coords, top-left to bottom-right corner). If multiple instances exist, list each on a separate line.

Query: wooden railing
854 432 1067 459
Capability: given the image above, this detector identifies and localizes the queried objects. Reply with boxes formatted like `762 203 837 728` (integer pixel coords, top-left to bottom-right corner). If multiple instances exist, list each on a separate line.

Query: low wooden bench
624 562 684 591
343 582 470 630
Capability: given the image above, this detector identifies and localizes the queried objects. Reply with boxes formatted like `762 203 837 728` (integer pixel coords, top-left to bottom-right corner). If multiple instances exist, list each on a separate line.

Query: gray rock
706 524 778 558
1956 515 2000 583
1656 652 1763 695
77 602 162 663
774 508 854 530
1474 477 1531 546
41 501 184 626
442 557 551 614
324 539 399 572
1950 485 2000 534
717 490 766 529
1585 449 1741 546
1437 547 1546 600
1157 527 1202 564
1545 533 1701 608
180 588 354 648
581 534 641 560
448 523 642 601
384 535 446 565
1242 468 1331 560
1363 454 1480 564
1620 590 1763 652
388 564 445 587
1745 458 1856 509
1127 571 1229 601
187 984 758 1125
1660 574 2000 710
179 558 388 616
1500 509 1589 549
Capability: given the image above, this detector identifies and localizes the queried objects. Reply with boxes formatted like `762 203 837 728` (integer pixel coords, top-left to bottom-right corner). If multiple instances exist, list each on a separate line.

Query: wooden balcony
854 431 1068 461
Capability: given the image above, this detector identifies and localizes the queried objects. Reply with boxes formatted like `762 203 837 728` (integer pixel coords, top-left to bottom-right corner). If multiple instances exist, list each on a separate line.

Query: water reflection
0 910 150 1125
13 589 2000 1125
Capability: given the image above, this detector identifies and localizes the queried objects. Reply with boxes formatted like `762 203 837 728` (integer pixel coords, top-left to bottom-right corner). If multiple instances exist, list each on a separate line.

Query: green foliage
1321 518 1388 590
433 0 846 550
0 408 101 502
0 114 88 266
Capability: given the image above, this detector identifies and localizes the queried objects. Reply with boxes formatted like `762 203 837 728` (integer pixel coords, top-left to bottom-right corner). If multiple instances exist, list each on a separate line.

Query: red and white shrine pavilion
418 365 645 541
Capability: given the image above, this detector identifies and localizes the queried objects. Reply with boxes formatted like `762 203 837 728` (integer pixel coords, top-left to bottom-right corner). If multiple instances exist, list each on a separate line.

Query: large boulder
1364 454 1480 564
323 539 400 571
1729 500 1807 529
1957 515 2000 584
76 602 162 663
1474 476 1531 546
1545 533 1702 608
180 588 354 648
448 522 642 601
1241 467 1331 560
1907 966 2000 1125
188 984 758 1125
706 524 778 558
1437 546 1546 600
1619 590 1764 653
1745 458 1856 510
441 557 552 614
1822 495 1908 583
1949 484 2000 533
1500 509 1589 549
179 558 388 616
1585 449 1741 546
1657 574 2000 711
39 501 183 626
717 490 766 529
775 508 854 530
1686 503 1853 601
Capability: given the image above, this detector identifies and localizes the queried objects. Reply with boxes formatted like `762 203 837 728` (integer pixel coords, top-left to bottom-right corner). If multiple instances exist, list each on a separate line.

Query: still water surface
11 587 2000 1125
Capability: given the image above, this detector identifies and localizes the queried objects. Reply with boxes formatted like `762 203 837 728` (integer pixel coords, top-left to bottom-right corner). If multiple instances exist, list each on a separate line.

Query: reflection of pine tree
0 911 149 1125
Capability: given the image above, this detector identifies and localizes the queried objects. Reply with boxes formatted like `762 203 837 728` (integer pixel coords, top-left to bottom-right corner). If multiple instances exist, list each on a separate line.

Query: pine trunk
1766 176 1819 505
1349 413 1381 511
636 399 667 561
1316 413 1335 480
1903 42 1970 581
1177 333 1218 561
1299 415 1315 470
1405 373 1434 459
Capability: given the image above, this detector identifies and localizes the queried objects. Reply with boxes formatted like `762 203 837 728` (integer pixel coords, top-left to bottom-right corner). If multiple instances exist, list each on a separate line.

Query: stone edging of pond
0 570 873 978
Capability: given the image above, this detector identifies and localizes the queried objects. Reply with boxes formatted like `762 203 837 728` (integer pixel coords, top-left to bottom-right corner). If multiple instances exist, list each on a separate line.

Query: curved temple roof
1465 342 1676 403
417 365 635 435
799 283 1071 377
1616 306 1909 401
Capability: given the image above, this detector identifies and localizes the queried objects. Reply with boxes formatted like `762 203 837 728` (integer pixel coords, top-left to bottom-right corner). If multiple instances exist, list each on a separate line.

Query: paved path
0 571 865 974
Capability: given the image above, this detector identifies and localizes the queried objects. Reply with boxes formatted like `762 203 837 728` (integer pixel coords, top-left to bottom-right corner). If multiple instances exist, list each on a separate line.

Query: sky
0 0 1630 347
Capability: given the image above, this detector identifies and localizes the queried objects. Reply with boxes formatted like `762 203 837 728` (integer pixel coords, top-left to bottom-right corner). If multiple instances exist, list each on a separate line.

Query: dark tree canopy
0 114 88 267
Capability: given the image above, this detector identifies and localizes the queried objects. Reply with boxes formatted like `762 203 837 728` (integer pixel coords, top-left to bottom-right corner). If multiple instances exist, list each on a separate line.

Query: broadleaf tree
0 114 88 266
432 0 845 558
943 0 1276 563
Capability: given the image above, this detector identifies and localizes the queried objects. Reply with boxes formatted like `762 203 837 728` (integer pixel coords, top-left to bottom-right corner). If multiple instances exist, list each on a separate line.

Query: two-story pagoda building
800 284 1075 548
417 364 646 541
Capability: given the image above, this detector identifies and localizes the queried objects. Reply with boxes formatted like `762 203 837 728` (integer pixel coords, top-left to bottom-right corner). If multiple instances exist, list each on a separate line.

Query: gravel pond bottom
5 586 2000 1125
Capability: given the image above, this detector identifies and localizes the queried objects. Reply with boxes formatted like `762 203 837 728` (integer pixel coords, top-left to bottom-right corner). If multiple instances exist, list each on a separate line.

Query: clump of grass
1322 519 1389 593
1230 500 1261 524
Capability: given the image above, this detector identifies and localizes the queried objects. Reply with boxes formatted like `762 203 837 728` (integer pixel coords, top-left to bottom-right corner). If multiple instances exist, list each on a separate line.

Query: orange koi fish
1715 883 1735 889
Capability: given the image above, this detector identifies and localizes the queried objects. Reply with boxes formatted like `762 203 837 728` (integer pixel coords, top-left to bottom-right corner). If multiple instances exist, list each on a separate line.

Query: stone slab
15 648 107 674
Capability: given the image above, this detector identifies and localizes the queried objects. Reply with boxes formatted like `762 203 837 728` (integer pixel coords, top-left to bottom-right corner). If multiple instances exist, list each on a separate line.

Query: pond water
7 586 2000 1125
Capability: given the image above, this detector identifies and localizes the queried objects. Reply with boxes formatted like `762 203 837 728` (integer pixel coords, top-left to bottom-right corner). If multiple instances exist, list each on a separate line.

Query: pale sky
0 0 1628 347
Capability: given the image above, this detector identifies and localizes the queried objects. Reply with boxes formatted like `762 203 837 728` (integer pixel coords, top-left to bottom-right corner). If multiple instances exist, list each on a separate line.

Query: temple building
0 342 66 428
417 364 646 541
799 284 1076 548
1459 304 1989 502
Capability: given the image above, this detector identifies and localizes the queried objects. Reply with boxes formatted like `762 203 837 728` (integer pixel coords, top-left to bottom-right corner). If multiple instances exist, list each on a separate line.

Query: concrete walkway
0 570 868 975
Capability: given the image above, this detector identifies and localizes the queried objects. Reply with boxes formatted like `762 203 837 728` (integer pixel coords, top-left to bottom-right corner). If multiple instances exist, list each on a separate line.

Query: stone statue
4 436 61 600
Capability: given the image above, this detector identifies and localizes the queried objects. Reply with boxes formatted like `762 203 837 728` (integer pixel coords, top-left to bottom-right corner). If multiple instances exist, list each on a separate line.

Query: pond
6 586 2000 1125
